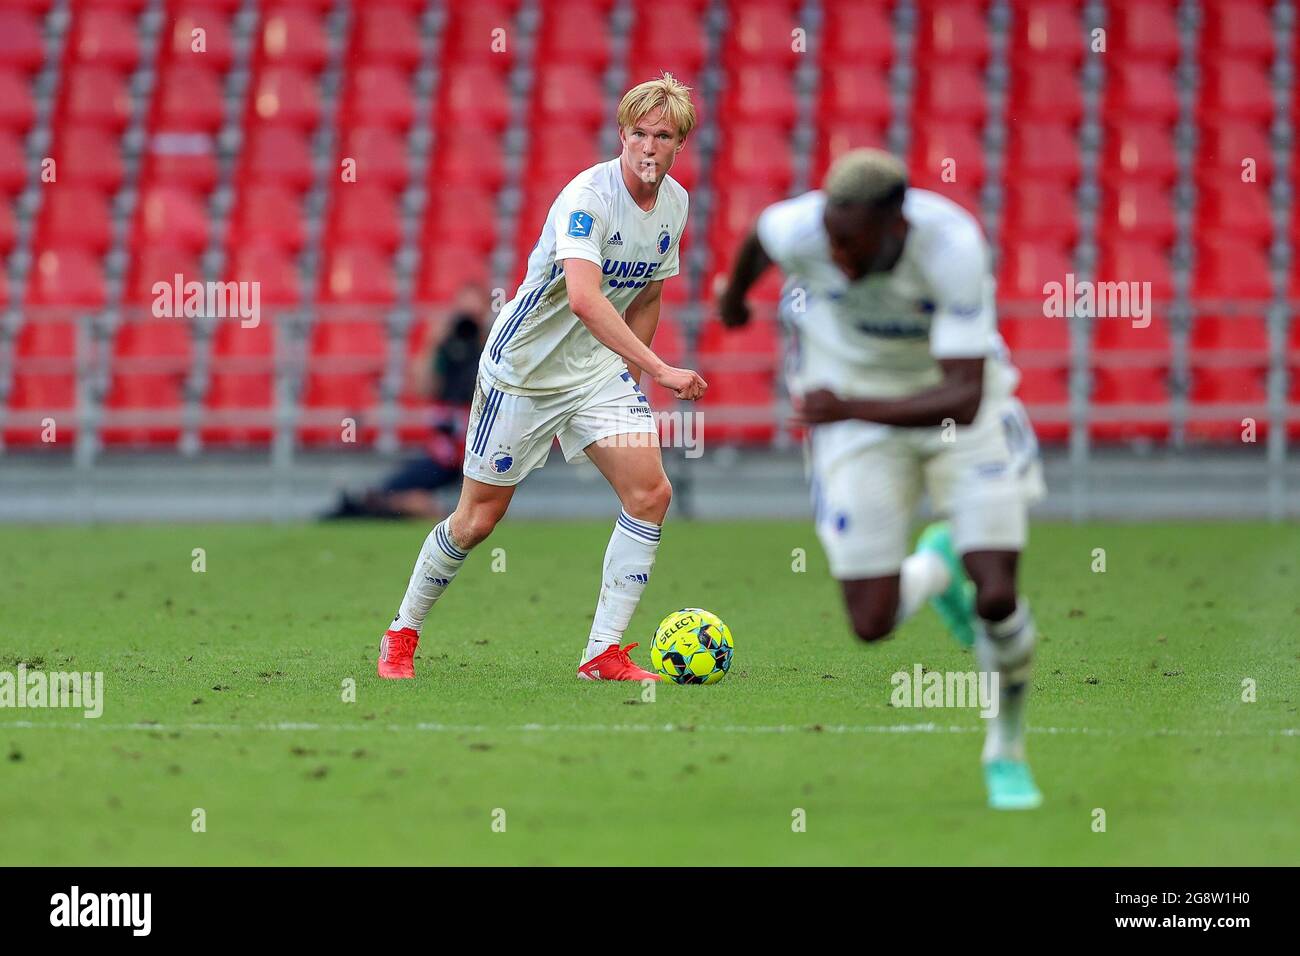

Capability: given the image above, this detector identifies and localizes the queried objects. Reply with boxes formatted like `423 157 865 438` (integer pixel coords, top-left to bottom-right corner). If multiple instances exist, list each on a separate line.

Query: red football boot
377 627 419 679
577 642 660 681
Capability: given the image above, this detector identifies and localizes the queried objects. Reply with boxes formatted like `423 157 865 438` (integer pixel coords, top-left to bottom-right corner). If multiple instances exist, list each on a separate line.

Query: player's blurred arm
715 228 773 328
564 259 706 400
796 358 985 427
622 279 663 386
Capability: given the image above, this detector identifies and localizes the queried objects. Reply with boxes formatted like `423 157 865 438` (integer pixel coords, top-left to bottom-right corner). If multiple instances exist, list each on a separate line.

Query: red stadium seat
817 65 891 126
0 11 45 72
999 316 1070 364
38 186 113 253
432 125 504 189
1189 314 1270 365
915 2 989 64
14 318 78 362
416 246 490 303
440 3 520 71
811 120 888 187
124 245 203 303
532 66 605 128
1196 121 1274 186
722 2 800 68
0 197 14 254
339 66 415 130
351 5 422 69
626 4 707 81
537 2 612 70
69 9 141 70
161 6 236 70
26 246 108 306
141 130 220 191
1201 0 1273 61
60 65 133 129
696 320 779 445
1105 63 1180 123
101 373 186 446
256 5 330 71
337 125 409 188
0 132 18 193
997 242 1074 308
1099 182 1176 244
1199 60 1274 124
210 316 275 367
914 63 988 125
1010 1 1082 63
201 371 275 446
319 245 398 304
1196 181 1273 241
239 125 314 189
1091 316 1172 365
1095 239 1174 302
133 185 211 252
247 67 321 129
1192 236 1272 302
51 125 125 189
325 184 402 252
822 1 893 67
111 318 193 373
1003 122 1080 184
226 242 301 305
0 70 37 131
308 318 388 370
152 64 225 132
708 183 784 274
1007 63 1082 124
437 65 512 131
1188 366 1270 442
1090 367 1171 443
715 124 794 191
723 66 799 128
1102 120 1178 183
4 373 79 447
1109 1 1180 61
1016 366 1070 443
909 122 986 190
1003 182 1079 246
424 188 498 254
231 184 304 251
296 372 381 446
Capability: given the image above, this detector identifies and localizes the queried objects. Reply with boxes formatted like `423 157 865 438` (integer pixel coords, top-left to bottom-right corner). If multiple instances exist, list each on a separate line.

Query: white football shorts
463 368 658 486
809 396 1046 579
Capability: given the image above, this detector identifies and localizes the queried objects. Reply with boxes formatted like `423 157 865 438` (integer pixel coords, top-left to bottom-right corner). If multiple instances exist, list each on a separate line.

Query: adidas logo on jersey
606 232 623 246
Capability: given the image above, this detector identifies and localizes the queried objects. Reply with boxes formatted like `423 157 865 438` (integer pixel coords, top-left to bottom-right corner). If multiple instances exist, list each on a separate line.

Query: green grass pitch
1 520 1296 865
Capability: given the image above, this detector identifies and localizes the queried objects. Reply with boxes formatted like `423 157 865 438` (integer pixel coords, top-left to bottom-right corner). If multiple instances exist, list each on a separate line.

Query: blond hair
824 148 908 207
617 73 697 140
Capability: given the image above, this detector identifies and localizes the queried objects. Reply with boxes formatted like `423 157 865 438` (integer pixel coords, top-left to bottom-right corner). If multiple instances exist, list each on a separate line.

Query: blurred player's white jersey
480 158 688 395
756 188 1017 407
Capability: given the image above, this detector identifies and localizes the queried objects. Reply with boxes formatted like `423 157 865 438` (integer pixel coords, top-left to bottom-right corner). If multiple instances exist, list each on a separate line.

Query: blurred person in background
325 285 490 520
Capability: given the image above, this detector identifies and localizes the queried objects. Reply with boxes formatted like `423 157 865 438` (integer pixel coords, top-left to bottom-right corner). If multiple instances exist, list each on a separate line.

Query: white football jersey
479 158 688 394
755 188 1018 403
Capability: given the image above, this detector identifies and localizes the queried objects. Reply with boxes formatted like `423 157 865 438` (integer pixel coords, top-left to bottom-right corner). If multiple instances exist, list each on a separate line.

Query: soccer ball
650 608 734 685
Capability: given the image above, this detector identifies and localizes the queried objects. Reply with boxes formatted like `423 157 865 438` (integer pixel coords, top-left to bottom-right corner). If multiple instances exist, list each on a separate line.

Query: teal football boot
916 521 976 649
983 758 1044 810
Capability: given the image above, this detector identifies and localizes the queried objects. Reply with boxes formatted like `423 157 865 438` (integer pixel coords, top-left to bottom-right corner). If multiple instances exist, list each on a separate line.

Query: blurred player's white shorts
809 396 1046 579
463 368 658 486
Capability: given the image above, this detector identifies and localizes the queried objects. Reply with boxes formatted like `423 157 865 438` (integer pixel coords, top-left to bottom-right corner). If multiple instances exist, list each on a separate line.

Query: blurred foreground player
377 74 706 682
717 149 1045 810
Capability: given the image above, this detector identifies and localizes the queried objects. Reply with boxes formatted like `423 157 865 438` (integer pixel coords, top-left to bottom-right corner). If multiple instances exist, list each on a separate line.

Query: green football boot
916 521 976 648
983 758 1044 810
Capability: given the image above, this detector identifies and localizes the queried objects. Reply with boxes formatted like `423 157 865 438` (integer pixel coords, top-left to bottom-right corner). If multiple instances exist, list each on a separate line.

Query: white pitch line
0 720 1295 738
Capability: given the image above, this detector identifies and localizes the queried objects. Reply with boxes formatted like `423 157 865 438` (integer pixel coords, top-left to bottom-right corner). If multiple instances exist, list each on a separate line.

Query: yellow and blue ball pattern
650 608 734 685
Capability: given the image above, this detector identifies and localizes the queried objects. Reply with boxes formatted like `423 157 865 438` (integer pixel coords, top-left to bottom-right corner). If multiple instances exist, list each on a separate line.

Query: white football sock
392 518 471 634
894 549 951 627
583 509 661 663
975 599 1036 763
